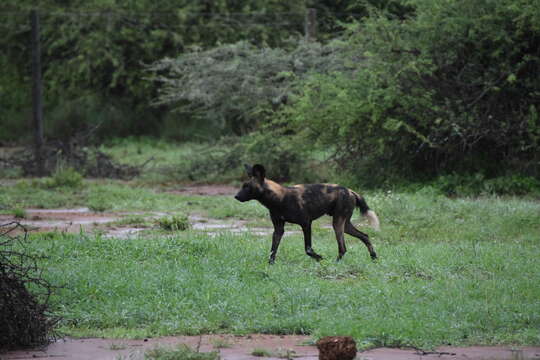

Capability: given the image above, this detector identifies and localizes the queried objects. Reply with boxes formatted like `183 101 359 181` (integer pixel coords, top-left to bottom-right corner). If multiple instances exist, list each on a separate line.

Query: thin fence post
31 9 44 176
305 8 317 42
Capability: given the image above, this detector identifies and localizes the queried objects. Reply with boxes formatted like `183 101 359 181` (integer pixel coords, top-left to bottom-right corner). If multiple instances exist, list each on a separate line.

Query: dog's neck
258 179 286 208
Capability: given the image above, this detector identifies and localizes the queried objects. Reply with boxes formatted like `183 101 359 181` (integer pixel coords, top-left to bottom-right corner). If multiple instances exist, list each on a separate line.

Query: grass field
2 179 539 350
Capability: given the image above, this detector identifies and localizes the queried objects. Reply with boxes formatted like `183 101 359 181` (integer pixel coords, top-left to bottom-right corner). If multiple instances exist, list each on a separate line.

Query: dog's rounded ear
252 164 266 182
244 164 253 177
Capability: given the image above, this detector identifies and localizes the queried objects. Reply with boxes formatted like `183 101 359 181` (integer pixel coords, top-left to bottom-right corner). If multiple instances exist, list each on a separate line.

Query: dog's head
234 164 266 202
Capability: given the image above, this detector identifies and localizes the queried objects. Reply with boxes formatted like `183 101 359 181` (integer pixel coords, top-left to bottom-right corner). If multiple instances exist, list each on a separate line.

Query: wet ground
0 207 287 238
4 335 540 360
0 184 244 237
1 207 150 238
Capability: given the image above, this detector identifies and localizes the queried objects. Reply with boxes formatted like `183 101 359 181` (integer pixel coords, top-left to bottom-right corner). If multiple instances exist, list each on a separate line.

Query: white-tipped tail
365 210 380 231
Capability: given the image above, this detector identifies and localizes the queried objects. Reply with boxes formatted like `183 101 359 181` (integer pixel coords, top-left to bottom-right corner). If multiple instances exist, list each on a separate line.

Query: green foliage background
1 0 539 184
0 0 308 141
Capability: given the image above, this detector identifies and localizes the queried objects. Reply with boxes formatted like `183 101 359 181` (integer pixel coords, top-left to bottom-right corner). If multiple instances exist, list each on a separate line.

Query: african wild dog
234 164 380 264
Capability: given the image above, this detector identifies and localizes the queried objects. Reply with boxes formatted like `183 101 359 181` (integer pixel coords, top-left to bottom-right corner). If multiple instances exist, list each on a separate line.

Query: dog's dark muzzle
234 194 247 202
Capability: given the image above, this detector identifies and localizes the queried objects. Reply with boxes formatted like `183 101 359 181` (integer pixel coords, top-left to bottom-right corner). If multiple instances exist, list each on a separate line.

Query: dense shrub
433 174 540 197
43 167 83 189
282 0 540 180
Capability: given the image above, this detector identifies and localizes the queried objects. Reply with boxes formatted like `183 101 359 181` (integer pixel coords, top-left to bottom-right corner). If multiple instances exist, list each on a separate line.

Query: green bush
43 167 83 189
432 174 540 197
280 0 540 181
156 214 190 231
12 208 27 219
484 176 540 196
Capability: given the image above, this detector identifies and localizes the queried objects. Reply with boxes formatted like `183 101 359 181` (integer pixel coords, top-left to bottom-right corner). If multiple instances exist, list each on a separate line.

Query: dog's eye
242 183 248 189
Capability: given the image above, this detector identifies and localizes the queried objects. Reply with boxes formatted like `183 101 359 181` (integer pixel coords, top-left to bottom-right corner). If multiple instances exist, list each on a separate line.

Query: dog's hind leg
333 216 347 261
344 220 377 260
301 222 323 261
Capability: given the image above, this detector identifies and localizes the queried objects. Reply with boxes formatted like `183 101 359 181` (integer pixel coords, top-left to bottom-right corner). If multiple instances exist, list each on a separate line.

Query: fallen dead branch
0 222 61 351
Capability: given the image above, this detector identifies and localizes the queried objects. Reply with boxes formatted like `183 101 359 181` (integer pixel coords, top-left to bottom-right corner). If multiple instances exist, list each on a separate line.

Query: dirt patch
4 335 540 360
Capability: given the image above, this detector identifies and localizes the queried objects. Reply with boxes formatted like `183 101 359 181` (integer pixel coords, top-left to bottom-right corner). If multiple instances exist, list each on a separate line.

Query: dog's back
285 183 354 220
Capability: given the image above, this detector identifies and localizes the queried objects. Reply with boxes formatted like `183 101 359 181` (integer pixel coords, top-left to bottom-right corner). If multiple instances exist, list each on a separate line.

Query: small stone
316 336 357 360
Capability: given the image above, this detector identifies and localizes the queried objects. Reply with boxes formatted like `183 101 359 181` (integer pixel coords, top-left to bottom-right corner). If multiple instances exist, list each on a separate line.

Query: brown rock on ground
316 336 357 360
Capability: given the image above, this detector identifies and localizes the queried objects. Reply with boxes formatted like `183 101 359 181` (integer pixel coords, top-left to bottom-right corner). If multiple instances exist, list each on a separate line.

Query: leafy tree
283 0 540 180
149 40 352 136
310 0 415 38
0 0 307 141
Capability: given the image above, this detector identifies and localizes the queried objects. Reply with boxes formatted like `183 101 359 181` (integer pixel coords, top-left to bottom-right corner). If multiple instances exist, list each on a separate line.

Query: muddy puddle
0 208 286 238
189 215 302 237
0 208 140 237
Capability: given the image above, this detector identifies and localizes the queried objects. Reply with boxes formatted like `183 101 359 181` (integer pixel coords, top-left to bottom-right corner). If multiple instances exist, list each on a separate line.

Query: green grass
13 190 540 350
12 207 27 219
99 138 243 185
156 214 191 231
144 345 219 360
251 348 273 357
110 215 154 228
100 137 196 170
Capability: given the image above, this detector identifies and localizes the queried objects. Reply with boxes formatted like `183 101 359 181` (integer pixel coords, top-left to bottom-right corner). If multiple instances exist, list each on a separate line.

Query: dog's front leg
269 216 285 264
301 222 323 261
